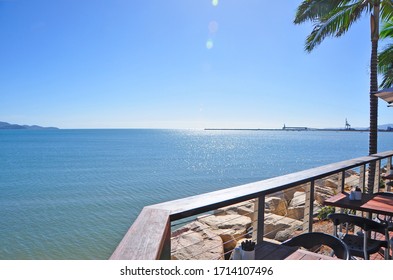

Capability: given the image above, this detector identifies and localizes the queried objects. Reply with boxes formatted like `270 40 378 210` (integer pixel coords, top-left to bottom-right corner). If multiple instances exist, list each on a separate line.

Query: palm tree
379 20 393 88
294 0 393 194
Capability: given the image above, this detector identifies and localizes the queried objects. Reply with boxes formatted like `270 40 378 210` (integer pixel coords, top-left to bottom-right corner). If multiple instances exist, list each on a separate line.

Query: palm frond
380 21 393 39
294 0 343 24
379 68 393 88
304 2 369 52
380 0 393 22
378 43 393 67
380 20 393 39
378 43 393 88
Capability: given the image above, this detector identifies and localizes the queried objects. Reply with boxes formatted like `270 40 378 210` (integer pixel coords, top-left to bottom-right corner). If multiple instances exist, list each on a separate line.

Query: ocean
0 129 392 259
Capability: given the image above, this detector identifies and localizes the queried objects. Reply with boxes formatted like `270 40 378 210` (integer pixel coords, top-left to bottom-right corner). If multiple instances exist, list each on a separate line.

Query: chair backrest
281 232 350 260
328 213 387 234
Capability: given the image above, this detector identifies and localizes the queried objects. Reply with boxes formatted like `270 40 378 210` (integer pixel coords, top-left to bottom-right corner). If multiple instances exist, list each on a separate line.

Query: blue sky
0 0 392 129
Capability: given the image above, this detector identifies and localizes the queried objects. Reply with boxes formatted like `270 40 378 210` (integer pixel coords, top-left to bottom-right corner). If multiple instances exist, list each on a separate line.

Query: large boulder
314 184 336 205
197 214 252 239
264 214 303 239
289 191 306 208
344 174 360 190
220 233 239 258
265 197 287 216
287 191 306 220
214 200 255 219
274 228 295 242
287 206 305 220
267 185 307 203
287 191 322 220
198 214 252 259
325 179 338 189
171 221 224 260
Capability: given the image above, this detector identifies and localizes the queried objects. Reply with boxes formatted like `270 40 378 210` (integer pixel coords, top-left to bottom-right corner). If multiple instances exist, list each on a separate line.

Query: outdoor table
324 193 393 217
255 241 336 260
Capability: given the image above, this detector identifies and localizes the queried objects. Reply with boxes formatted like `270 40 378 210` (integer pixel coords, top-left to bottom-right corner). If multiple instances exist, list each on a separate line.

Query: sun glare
212 0 219 7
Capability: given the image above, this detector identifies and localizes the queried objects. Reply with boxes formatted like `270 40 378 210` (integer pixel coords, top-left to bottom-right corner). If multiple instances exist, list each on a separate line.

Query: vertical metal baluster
374 159 381 194
304 181 315 233
254 195 265 244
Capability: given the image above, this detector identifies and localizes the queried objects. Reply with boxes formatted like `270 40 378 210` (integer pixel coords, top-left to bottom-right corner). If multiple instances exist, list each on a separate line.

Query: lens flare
208 21 218 34
212 0 219 6
206 39 213 49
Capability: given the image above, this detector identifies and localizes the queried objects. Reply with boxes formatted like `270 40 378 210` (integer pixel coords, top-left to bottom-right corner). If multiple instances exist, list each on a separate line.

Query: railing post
253 194 265 244
374 159 381 193
388 157 392 192
338 172 345 234
338 171 345 193
359 165 366 192
159 219 172 260
359 164 369 219
303 181 314 233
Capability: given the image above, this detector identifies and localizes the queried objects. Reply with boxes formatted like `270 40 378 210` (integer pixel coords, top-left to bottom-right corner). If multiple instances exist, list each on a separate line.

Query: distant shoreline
0 121 59 130
204 128 393 132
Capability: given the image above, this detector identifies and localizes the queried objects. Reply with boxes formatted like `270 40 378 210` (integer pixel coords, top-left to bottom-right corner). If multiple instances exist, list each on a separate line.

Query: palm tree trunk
367 5 380 194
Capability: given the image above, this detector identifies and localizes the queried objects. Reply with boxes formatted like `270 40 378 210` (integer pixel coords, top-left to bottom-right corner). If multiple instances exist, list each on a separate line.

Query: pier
282 124 308 131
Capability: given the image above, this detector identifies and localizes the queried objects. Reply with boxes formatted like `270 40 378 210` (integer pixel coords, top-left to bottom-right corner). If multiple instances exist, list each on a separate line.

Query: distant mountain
377 124 393 131
350 124 393 131
0 121 59 130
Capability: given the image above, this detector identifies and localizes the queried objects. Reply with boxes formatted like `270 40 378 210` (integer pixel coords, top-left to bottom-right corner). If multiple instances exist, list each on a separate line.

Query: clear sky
1 0 392 129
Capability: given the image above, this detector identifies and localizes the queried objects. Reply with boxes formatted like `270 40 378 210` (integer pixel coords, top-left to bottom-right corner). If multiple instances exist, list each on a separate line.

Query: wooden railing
110 150 393 260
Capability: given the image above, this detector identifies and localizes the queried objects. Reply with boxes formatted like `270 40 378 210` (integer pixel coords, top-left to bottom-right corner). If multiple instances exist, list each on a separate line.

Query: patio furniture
324 192 393 217
281 232 350 260
328 213 389 260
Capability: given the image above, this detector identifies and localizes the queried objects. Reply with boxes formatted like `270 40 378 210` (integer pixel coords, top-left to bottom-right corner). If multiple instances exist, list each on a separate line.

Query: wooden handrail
110 150 393 260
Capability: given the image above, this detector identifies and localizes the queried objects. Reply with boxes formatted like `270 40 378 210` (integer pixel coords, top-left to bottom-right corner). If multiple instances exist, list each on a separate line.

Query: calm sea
0 129 392 259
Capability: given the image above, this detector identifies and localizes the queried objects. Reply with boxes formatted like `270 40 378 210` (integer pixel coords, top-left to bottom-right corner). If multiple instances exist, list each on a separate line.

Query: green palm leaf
303 2 369 52
380 21 393 39
380 0 393 21
294 0 343 24
379 20 393 88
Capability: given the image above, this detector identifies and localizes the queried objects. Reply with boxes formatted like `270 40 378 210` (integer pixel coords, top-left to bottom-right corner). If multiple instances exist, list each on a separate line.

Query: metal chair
328 213 389 259
281 232 350 260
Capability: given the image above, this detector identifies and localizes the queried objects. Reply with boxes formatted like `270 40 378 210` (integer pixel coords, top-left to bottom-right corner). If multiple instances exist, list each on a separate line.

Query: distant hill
0 121 59 130
350 124 393 131
377 124 393 131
